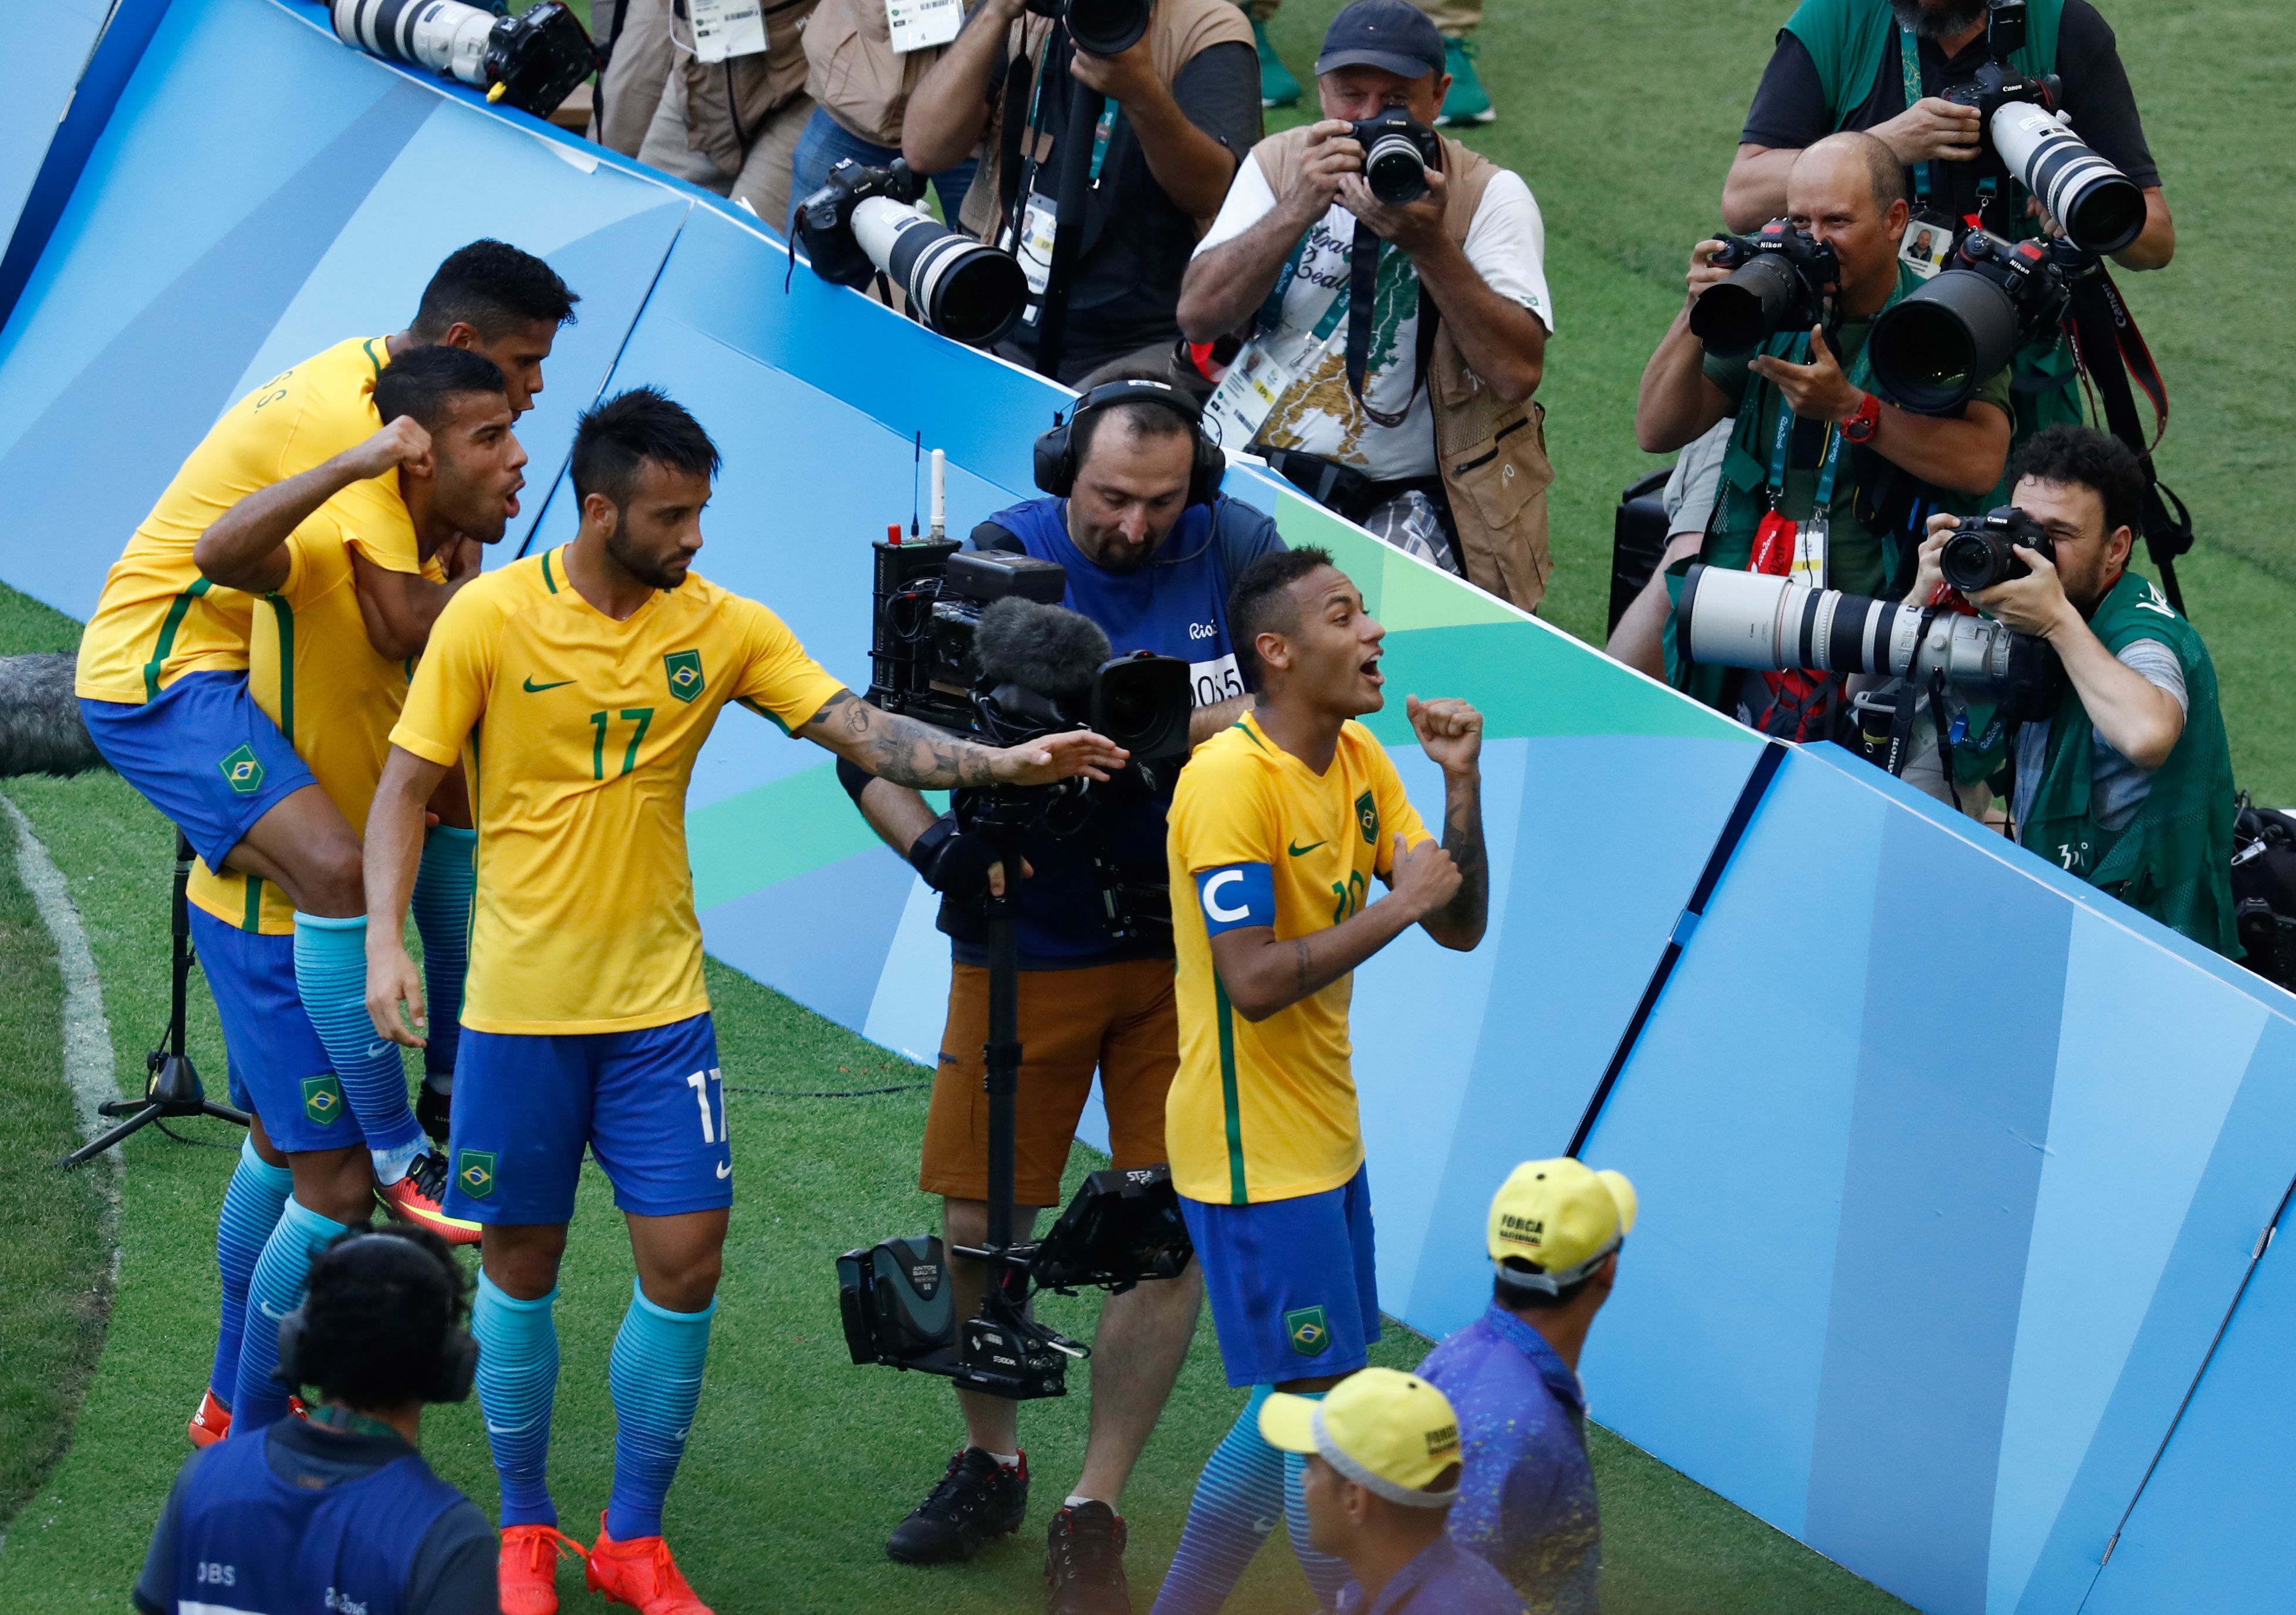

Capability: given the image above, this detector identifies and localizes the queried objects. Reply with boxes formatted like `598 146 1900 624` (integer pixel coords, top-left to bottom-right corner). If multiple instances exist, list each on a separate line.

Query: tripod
56 830 248 1169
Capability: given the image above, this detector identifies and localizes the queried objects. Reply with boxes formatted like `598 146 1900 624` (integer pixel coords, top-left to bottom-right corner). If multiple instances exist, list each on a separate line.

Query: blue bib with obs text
168 1425 462 1615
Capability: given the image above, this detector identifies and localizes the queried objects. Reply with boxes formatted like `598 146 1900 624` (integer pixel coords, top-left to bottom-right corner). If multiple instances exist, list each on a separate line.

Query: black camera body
798 158 925 290
1028 0 1150 58
1938 1 2058 143
1349 110 1441 207
1691 220 1841 359
485 1 597 116
1870 229 2074 413
1940 504 2055 594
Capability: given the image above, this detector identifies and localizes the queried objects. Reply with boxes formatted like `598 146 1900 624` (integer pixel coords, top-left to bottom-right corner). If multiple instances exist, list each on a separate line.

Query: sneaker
379 1150 484 1246
1436 35 1495 126
886 1447 1030 1565
500 1524 587 1615
1254 19 1301 109
417 1079 452 1145
586 1513 714 1615
1045 1501 1131 1615
188 1388 231 1448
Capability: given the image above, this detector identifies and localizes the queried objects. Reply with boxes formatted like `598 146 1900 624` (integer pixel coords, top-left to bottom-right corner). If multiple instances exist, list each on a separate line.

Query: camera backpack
2231 796 2296 991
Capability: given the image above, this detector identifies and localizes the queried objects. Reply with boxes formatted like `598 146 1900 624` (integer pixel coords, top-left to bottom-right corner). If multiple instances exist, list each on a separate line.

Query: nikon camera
1690 221 1841 359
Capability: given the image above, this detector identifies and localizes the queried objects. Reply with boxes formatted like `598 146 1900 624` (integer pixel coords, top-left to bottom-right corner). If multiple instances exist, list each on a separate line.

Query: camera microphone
975 597 1110 708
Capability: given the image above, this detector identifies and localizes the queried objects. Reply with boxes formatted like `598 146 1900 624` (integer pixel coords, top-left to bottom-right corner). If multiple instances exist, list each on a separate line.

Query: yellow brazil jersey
75 336 393 705
185 475 434 935
1165 711 1431 1207
390 548 847 1035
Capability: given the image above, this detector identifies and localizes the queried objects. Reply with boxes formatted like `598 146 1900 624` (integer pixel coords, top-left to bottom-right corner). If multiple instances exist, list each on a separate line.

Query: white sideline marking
4 794 122 1195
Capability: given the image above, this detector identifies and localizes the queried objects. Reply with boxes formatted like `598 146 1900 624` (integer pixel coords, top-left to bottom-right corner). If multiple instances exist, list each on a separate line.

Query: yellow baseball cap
1487 1158 1637 1294
1259 1367 1462 1507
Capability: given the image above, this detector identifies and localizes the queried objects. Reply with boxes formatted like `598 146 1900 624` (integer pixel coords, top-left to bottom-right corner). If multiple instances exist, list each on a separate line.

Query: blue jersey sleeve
1196 861 1276 934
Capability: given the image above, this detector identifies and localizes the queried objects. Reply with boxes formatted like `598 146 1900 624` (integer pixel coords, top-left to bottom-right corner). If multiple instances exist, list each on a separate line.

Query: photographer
788 0 978 231
1906 425 2236 951
135 1228 494 1615
900 0 1260 385
1635 131 2011 731
634 0 818 229
1176 0 1555 612
841 380 1277 1612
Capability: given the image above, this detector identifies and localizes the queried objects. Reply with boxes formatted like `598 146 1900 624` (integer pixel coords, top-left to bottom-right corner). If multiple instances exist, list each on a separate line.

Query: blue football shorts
1181 1163 1380 1387
79 672 317 874
187 907 353 1153
443 1012 731 1225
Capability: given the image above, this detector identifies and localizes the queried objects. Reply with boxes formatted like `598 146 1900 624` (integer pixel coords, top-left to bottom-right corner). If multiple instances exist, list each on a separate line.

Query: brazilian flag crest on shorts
664 648 705 704
220 744 266 796
300 1074 344 1126
1285 1305 1331 1356
456 1148 497 1201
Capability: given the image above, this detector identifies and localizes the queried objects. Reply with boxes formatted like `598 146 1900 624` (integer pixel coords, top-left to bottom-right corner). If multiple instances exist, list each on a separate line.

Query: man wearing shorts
359 387 1126 1615
70 241 576 1447
1152 545 1487 1614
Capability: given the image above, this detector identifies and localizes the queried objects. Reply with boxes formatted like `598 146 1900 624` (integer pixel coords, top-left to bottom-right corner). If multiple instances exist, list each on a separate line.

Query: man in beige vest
1177 0 1555 611
624 0 819 230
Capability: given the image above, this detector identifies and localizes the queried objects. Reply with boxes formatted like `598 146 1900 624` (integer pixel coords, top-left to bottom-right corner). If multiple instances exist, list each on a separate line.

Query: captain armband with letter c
1196 863 1276 934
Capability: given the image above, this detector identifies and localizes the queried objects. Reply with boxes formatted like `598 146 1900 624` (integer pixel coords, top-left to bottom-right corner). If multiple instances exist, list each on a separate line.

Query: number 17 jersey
390 548 845 1035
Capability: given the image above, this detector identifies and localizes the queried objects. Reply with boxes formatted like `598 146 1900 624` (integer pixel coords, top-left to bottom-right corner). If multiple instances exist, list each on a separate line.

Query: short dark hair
1228 545 1336 691
411 239 579 342
1073 373 1194 468
298 1227 466 1410
373 344 507 434
570 387 722 510
2013 423 2146 540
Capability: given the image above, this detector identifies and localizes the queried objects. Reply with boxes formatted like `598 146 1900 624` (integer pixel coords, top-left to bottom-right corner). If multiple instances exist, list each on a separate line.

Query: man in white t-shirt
1177 0 1557 610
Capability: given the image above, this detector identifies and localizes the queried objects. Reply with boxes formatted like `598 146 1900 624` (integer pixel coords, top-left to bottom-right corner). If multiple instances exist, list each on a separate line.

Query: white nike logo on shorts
715 1161 731 1180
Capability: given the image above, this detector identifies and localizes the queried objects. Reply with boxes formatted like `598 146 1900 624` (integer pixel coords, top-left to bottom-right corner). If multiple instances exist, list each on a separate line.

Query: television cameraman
135 1227 494 1615
1904 425 2236 951
1724 0 2173 463
1631 131 2011 732
1176 0 1554 612
839 379 1279 1612
899 0 1260 387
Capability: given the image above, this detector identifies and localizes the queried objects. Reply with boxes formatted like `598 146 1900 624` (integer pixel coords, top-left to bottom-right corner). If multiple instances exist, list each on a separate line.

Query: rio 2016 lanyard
1764 331 1875 584
1901 23 1999 219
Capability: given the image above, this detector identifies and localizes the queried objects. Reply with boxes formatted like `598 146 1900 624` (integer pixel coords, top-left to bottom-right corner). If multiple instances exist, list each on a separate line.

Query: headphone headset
1033 379 1227 510
274 1232 478 1405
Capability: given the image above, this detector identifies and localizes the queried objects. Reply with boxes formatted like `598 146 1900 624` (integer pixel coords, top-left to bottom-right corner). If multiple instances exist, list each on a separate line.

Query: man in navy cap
1177 0 1556 612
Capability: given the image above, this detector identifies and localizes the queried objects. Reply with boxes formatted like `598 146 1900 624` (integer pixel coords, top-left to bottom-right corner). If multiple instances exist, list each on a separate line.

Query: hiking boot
1045 1501 1131 1614
886 1447 1029 1564
1436 36 1495 126
1254 19 1302 109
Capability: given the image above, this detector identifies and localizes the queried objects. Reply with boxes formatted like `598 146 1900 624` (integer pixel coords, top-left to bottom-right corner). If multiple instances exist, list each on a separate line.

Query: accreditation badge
1898 212 1957 281
1010 192 1059 325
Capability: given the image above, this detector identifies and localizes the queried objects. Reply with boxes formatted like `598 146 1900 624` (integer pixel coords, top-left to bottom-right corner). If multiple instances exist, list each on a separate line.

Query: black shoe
886 1447 1029 1565
1045 1502 1130 1615
416 1080 451 1146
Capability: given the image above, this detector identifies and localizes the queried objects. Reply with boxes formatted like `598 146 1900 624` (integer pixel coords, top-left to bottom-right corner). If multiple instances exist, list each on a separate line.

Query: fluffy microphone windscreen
974 598 1112 704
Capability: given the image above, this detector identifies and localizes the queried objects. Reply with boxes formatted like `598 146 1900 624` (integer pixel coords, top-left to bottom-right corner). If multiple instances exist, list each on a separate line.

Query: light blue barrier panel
1585 742 2296 1615
0 0 687 619
0 0 107 246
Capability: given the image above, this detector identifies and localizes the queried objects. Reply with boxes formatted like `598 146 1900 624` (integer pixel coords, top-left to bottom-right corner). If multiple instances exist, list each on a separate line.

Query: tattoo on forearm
1441 795 1489 928
806 692 1000 788
1293 940 1313 998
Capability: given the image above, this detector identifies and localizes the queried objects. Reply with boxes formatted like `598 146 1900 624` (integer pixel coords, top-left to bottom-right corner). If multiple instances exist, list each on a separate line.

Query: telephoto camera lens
332 0 495 87
1062 0 1150 57
1689 225 1837 360
1676 563 2027 700
1988 102 2145 255
1868 272 2018 415
848 197 1029 347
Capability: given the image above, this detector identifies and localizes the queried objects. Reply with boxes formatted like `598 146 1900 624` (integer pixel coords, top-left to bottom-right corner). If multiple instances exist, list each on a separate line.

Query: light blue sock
411 827 475 1084
231 1196 350 1434
1149 1386 1285 1615
475 1272 561 1529
1284 1421 1353 1611
606 1281 717 1541
209 1136 293 1408
293 913 424 1181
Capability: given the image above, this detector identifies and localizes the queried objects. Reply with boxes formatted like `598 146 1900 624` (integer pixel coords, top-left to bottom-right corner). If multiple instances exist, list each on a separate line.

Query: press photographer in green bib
1633 131 2011 739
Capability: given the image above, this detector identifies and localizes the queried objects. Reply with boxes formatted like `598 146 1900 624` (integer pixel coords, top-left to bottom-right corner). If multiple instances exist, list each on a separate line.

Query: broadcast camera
1029 0 1152 58
795 160 1029 349
1689 221 1840 359
1869 230 2077 413
331 0 596 119
1937 0 2145 255
1349 110 1441 207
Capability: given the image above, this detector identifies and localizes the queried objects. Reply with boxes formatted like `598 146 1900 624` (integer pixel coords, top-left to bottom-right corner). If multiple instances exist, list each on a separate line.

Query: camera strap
2063 258 2193 616
1343 227 1436 430
1897 25 1934 210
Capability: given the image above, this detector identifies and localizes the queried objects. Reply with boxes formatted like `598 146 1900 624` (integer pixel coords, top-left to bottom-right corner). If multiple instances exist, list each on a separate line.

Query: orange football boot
499 1523 587 1615
586 1512 714 1615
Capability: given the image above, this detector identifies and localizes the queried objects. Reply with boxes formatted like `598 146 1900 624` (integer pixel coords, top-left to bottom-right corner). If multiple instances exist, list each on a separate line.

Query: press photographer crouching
840 380 1281 1611
1912 425 2236 950
136 1228 492 1615
1628 131 2011 738
1177 0 1555 611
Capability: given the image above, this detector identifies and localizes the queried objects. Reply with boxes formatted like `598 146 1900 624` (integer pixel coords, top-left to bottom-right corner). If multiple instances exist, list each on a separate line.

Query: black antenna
911 431 923 538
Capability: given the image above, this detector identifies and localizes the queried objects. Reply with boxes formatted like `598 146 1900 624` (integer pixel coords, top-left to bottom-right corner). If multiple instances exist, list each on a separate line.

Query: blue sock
209 1136 292 1408
1149 1386 1285 1615
475 1272 561 1529
606 1281 717 1541
1285 1437 1353 1609
411 827 475 1085
231 1196 349 1434
293 913 424 1181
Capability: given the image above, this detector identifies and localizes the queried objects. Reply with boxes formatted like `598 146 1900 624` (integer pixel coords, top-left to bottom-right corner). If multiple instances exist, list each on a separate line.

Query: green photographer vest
2020 568 2239 955
1780 0 2082 498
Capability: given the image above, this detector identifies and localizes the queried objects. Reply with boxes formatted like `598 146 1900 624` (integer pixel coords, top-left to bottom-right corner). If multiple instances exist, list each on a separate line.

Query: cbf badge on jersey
664 649 705 704
1355 790 1379 844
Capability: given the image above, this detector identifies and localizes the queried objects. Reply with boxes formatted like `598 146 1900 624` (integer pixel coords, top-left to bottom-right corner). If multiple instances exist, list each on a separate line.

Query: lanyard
1259 231 1404 346
1897 25 1931 207
1764 332 1872 512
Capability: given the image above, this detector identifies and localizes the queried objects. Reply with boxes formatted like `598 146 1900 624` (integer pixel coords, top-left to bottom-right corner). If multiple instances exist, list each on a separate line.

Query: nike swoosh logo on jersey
1287 840 1327 857
522 675 575 692
715 1161 732 1180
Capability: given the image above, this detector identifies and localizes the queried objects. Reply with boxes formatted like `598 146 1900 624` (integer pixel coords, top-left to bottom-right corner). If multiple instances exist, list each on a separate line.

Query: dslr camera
795 160 1029 349
1937 504 2055 594
332 0 596 117
1348 109 1441 207
1690 220 1841 359
1029 0 1150 58
1870 231 2075 413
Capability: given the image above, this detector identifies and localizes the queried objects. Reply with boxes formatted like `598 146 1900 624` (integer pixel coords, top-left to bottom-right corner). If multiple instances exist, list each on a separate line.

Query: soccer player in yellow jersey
1153 544 1488 1614
357 389 1128 1615
178 349 528 1441
72 243 577 1450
